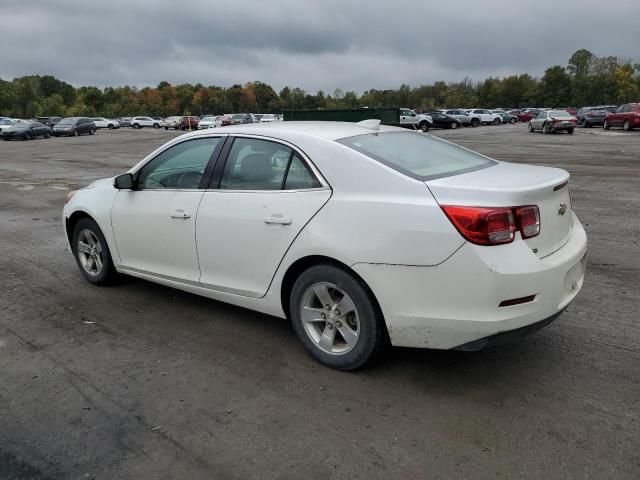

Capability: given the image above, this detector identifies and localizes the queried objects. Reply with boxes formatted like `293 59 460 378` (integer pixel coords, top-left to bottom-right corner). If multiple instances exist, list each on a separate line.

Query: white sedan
91 117 120 129
198 116 223 129
62 121 587 369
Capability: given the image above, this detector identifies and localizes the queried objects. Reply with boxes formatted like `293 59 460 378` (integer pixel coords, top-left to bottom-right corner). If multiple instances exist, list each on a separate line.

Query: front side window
136 137 221 190
337 131 494 181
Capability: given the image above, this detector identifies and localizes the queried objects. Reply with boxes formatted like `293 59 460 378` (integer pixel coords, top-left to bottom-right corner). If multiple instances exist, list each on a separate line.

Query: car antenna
356 119 381 130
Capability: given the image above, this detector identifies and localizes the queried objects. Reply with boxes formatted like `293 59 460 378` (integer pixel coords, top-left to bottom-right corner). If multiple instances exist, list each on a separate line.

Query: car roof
180 121 401 141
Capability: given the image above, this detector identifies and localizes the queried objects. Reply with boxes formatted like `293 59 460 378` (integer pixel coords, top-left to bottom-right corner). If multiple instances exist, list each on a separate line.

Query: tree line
0 50 638 119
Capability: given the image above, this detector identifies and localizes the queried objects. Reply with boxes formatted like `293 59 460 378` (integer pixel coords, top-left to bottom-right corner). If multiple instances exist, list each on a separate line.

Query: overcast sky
1 0 639 92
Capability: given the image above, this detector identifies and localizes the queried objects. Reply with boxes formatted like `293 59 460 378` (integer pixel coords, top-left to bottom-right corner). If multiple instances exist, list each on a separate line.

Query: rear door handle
265 215 292 225
170 210 191 219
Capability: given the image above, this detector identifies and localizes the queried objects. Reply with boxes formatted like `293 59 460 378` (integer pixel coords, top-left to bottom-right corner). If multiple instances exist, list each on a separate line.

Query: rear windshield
58 118 76 125
549 110 571 117
337 131 495 181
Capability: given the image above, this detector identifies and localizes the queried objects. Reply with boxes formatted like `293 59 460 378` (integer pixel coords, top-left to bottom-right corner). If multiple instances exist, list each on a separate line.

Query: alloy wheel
76 229 104 276
300 282 360 355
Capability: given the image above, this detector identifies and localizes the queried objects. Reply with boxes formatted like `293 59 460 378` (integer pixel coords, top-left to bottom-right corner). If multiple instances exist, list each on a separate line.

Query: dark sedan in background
576 106 617 127
428 111 462 129
1 121 51 140
36 116 62 129
53 117 96 137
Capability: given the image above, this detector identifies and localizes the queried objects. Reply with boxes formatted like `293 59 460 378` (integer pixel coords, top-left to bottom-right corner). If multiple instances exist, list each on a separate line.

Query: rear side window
337 131 495 181
285 154 321 190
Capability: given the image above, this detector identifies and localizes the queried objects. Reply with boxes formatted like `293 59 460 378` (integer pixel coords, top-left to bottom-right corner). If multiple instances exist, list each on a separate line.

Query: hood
85 177 115 189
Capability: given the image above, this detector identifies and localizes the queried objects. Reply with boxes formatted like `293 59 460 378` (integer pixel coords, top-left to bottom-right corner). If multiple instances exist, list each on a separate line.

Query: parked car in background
163 116 181 130
36 116 62 129
493 111 518 124
92 117 120 129
428 112 462 129
508 110 534 123
117 117 132 127
260 114 277 123
604 103 640 131
528 110 576 134
466 109 501 126
198 116 224 129
53 117 96 137
399 108 432 131
131 116 162 129
179 116 200 130
231 113 258 125
0 118 16 132
575 106 616 128
1 121 51 140
63 121 586 370
443 109 472 126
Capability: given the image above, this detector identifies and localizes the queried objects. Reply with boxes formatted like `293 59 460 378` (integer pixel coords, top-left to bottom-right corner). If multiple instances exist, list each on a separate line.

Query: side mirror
114 173 134 189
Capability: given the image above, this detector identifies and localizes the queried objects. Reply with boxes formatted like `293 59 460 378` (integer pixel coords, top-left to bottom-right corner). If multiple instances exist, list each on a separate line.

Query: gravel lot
1 124 638 480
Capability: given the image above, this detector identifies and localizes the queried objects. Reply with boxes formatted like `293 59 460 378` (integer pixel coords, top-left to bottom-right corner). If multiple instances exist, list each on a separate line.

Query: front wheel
419 121 429 132
509 117 516 124
153 123 159 129
493 118 501 125
44 131 51 139
450 121 459 129
567 128 574 135
471 118 480 127
542 123 551 134
623 120 631 131
603 120 610 130
290 265 387 370
23 132 32 140
73 129 79 137
72 218 118 285
90 128 96 135
108 124 114 129
528 123 534 133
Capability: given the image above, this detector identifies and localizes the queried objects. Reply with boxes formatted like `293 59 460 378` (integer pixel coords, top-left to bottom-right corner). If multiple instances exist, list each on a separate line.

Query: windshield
338 131 495 181
549 110 572 117
201 116 216 121
0 119 12 125
58 118 76 125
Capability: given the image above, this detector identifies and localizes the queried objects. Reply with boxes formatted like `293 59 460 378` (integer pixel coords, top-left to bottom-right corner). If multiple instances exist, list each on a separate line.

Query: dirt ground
0 124 638 479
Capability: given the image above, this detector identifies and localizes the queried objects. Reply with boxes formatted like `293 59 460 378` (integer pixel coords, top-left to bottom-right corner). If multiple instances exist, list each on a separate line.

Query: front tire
153 123 159 129
23 132 32 140
90 128 96 135
73 129 79 137
567 128 574 135
493 118 501 125
471 118 480 127
603 120 610 130
623 120 631 131
419 121 430 132
108 124 114 129
543 123 551 134
449 121 458 129
72 218 118 285
509 117 516 124
528 123 534 133
290 264 387 370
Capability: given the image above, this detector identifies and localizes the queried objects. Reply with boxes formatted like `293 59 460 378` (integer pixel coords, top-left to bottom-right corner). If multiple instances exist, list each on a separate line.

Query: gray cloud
1 0 639 92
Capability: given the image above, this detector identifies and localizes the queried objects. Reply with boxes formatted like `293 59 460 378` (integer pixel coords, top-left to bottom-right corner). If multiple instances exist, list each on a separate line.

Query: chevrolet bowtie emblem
558 203 567 215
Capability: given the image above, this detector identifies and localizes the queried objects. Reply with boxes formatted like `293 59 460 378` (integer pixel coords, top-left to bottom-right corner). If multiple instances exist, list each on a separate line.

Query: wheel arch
65 210 96 250
279 255 385 329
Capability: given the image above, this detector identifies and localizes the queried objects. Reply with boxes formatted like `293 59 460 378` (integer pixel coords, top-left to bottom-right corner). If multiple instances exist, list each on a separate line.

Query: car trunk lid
426 162 572 258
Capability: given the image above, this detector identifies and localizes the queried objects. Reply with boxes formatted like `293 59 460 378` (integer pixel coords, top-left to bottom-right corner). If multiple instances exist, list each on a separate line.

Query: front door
111 136 224 282
196 136 331 297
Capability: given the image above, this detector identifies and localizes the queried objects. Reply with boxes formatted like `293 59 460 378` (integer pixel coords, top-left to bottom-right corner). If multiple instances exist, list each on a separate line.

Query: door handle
170 210 191 219
265 215 292 225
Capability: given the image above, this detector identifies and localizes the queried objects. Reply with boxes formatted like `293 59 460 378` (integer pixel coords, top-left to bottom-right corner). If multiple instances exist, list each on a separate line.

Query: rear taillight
441 205 540 246
515 206 540 238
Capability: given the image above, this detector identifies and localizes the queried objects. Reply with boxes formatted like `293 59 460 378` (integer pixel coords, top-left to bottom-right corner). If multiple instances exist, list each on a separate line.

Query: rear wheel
133 123 140 129
90 128 96 135
509 117 516 124
528 123 534 133
23 132 32 140
419 121 430 132
493 118 501 125
44 131 51 139
108 124 114 129
603 120 610 130
471 118 480 127
567 128 574 135
543 123 551 134
73 129 79 137
153 123 159 129
290 264 387 370
450 121 458 129
72 218 118 285
623 120 631 131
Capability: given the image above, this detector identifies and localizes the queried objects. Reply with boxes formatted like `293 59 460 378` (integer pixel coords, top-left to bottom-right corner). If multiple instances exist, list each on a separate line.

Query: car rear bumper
353 212 587 350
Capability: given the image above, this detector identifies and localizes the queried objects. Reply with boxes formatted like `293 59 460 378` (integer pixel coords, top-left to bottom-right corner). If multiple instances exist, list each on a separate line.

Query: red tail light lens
441 206 515 245
515 205 540 238
442 205 540 245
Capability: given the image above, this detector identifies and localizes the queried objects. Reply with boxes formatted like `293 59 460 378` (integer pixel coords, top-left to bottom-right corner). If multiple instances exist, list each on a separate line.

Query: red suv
604 103 640 131
179 116 200 130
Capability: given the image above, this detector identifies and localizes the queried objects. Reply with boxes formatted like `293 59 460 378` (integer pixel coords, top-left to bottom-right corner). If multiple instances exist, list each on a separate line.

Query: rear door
196 136 331 297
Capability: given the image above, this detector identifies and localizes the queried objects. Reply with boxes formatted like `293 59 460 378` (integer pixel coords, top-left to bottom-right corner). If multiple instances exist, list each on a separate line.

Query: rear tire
450 122 458 129
603 120 610 130
72 218 119 285
567 128 574 135
493 118 501 125
73 129 79 137
509 117 516 124
108 124 114 129
471 118 480 127
623 120 631 131
133 123 140 129
153 123 159 129
90 128 96 135
24 132 32 140
543 123 550 134
528 123 534 133
44 131 51 139
289 264 387 370
419 121 430 132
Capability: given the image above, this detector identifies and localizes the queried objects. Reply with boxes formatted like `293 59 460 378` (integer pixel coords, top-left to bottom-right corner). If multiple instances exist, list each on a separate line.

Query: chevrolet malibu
63 121 587 370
